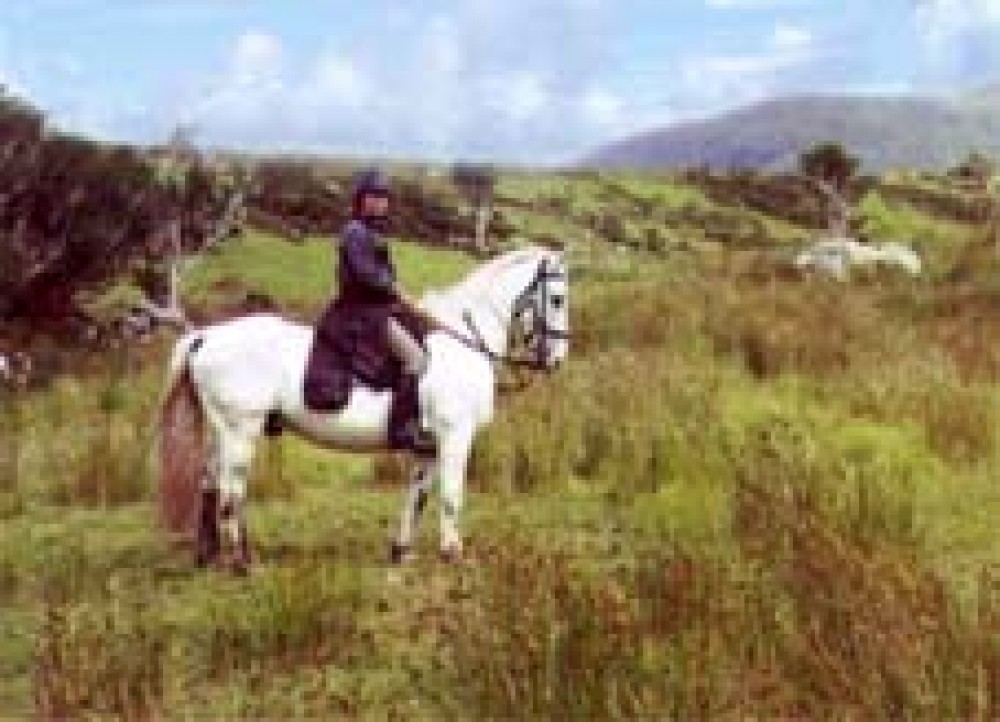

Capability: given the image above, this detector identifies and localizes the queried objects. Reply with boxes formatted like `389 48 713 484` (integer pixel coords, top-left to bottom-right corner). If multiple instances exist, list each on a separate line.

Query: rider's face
362 193 390 216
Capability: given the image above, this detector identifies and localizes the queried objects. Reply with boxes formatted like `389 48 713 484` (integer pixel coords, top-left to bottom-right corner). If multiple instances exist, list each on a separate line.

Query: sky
0 0 998 164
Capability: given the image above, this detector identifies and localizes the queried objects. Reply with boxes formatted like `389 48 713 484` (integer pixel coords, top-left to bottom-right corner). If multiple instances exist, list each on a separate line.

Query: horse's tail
157 332 208 537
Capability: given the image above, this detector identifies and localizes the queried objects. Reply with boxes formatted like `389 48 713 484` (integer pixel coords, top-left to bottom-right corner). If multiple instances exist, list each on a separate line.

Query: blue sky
1 0 998 163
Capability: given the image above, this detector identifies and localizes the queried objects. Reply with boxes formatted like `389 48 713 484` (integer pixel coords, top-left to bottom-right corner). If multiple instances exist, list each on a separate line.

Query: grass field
3 173 1000 718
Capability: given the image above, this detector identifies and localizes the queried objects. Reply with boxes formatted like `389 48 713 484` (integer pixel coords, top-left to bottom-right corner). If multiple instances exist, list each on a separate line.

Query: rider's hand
398 289 419 309
397 289 435 325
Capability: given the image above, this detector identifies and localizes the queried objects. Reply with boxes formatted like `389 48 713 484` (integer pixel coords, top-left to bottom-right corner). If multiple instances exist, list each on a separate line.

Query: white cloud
173 2 622 163
0 31 28 98
180 31 287 140
230 30 283 88
421 15 464 76
704 0 807 8
308 54 370 111
168 6 827 162
916 0 1000 25
915 0 1000 83
14 1 910 163
771 22 813 50
57 100 149 141
679 19 817 106
0 69 27 98
580 86 623 127
490 72 550 123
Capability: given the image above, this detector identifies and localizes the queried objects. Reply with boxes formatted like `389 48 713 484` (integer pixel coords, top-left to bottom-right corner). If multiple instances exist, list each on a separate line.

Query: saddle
302 302 434 414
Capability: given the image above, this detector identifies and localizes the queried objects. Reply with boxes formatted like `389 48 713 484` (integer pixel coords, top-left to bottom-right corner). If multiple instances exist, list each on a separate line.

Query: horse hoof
390 542 413 565
226 553 252 577
195 545 221 569
439 546 462 564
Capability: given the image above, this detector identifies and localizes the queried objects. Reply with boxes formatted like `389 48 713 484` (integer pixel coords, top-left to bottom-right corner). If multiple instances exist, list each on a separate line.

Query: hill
584 90 1000 171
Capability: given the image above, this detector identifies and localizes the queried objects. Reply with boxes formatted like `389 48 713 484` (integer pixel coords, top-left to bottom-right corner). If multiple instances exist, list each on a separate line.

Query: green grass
184 230 476 313
857 189 976 270
5 173 1000 718
600 171 714 210
495 171 582 204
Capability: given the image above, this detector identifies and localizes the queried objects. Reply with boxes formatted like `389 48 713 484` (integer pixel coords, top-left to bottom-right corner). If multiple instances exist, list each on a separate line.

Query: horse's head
510 249 570 371
437 245 571 370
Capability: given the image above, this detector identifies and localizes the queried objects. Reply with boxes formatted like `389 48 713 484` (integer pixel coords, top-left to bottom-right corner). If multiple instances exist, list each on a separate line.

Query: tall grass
34 587 170 721
6 198 1000 717
729 419 1000 718
445 416 1000 719
46 374 152 507
469 345 736 497
0 386 24 518
437 249 1000 718
33 561 375 720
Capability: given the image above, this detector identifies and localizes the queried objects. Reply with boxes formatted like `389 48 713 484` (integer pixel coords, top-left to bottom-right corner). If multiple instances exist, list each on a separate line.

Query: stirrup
264 411 284 437
395 422 438 458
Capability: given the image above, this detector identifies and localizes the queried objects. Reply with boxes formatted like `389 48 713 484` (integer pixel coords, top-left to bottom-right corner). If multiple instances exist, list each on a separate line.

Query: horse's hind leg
392 460 435 564
210 411 263 575
196 486 221 567
196 434 222 567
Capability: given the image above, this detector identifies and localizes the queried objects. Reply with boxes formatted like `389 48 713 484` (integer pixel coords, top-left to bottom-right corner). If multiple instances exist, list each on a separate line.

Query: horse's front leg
438 428 474 562
391 461 435 564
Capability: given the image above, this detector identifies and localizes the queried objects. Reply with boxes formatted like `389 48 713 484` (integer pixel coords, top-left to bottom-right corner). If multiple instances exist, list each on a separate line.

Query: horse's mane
460 246 550 289
422 245 558 308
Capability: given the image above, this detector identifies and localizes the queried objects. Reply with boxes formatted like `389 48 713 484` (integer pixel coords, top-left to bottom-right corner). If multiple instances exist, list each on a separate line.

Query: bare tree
139 128 247 330
451 163 496 253
798 142 861 238
950 151 996 192
988 169 1000 253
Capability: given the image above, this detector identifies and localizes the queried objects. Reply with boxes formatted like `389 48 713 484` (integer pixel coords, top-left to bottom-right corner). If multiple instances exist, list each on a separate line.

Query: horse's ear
534 236 565 253
550 246 568 272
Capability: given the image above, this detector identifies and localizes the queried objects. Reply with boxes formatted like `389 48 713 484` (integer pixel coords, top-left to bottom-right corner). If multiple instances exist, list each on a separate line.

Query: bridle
512 259 571 370
458 258 570 371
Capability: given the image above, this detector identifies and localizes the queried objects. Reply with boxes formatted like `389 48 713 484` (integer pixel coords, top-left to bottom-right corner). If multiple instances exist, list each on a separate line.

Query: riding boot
388 373 437 458
385 317 437 457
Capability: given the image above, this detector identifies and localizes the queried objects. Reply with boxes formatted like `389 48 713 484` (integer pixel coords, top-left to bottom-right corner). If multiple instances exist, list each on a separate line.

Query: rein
417 310 539 369
457 312 538 394
459 310 542 369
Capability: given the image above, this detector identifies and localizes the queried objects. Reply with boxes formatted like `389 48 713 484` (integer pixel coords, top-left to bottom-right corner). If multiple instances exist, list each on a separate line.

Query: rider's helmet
351 167 391 207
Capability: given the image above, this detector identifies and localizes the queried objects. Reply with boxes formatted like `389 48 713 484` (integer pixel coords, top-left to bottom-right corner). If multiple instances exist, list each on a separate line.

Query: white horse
794 237 922 279
157 246 570 572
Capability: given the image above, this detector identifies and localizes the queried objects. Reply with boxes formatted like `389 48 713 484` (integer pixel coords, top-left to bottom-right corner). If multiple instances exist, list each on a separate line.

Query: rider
329 167 437 457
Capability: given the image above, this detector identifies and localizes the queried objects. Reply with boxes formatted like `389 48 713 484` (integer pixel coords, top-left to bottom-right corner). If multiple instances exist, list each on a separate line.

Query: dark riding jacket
337 219 399 305
305 217 416 408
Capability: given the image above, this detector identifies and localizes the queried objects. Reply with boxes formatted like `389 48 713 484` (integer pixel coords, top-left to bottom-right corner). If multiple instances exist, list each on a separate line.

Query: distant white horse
794 237 922 279
0 351 32 387
158 246 570 573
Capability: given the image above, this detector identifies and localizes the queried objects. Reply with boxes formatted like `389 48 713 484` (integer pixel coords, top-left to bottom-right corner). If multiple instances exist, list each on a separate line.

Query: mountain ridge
584 89 1000 171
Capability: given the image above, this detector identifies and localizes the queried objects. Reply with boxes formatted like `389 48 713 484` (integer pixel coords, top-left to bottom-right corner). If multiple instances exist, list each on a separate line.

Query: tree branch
135 188 247 333
804 176 851 237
